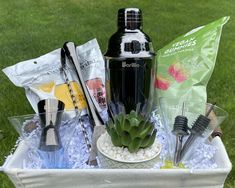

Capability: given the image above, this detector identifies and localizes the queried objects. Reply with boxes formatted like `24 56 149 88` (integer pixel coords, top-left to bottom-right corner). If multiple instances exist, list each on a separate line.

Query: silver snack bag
3 49 88 114
2 39 106 116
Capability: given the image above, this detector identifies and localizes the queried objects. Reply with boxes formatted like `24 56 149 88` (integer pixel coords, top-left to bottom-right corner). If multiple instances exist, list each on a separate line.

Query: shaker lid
118 8 142 30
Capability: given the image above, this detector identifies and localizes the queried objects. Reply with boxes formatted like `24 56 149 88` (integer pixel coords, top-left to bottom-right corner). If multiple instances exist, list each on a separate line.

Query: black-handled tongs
62 42 105 163
62 42 104 126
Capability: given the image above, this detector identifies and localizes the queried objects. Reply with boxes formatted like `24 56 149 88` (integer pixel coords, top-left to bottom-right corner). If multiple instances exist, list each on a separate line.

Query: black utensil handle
63 42 104 127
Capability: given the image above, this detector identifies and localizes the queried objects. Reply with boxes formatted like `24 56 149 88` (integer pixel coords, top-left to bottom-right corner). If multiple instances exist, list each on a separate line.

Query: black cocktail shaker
105 8 155 116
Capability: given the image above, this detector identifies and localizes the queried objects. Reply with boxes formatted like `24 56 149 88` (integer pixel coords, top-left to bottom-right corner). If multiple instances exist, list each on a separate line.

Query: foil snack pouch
155 17 229 104
2 48 87 113
3 39 106 115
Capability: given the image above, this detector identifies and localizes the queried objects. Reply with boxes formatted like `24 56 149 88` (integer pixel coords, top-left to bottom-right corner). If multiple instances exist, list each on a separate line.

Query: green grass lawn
0 0 234 187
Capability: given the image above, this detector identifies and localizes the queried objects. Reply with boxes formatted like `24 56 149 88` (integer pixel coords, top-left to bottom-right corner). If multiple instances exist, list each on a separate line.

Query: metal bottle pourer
38 99 65 151
172 102 189 166
179 103 215 162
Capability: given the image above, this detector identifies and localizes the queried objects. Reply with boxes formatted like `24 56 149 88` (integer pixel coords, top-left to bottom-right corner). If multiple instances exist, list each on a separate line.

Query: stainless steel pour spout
172 102 189 166
38 99 65 151
179 103 215 162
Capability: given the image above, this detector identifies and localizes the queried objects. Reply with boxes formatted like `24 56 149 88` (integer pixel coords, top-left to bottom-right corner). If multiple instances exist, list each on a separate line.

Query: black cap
191 115 211 135
118 8 142 30
172 115 189 136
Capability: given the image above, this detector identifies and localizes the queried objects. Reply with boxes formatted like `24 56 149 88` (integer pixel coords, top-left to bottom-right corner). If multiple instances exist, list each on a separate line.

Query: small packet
77 39 107 112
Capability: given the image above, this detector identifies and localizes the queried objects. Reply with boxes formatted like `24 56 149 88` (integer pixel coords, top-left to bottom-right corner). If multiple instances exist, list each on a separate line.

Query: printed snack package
3 39 106 115
3 49 85 113
76 39 107 112
155 17 229 104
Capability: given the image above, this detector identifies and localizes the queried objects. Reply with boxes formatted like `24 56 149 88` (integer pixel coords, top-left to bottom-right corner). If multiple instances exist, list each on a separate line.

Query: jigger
37 99 65 151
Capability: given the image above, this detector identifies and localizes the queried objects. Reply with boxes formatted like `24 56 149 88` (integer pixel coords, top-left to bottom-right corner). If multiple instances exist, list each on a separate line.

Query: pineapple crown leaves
106 110 157 153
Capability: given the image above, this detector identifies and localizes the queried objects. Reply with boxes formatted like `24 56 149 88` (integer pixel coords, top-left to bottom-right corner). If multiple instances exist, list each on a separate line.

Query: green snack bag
155 17 229 105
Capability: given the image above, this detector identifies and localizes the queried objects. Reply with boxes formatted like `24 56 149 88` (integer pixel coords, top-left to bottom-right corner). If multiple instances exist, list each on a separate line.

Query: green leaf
146 129 157 147
123 119 131 131
129 110 137 118
138 120 145 131
130 126 139 139
139 122 154 138
106 120 114 135
117 113 125 125
140 135 151 148
130 117 139 127
137 114 145 122
115 118 122 135
128 137 142 153
121 131 131 146
110 131 122 147
109 127 116 136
